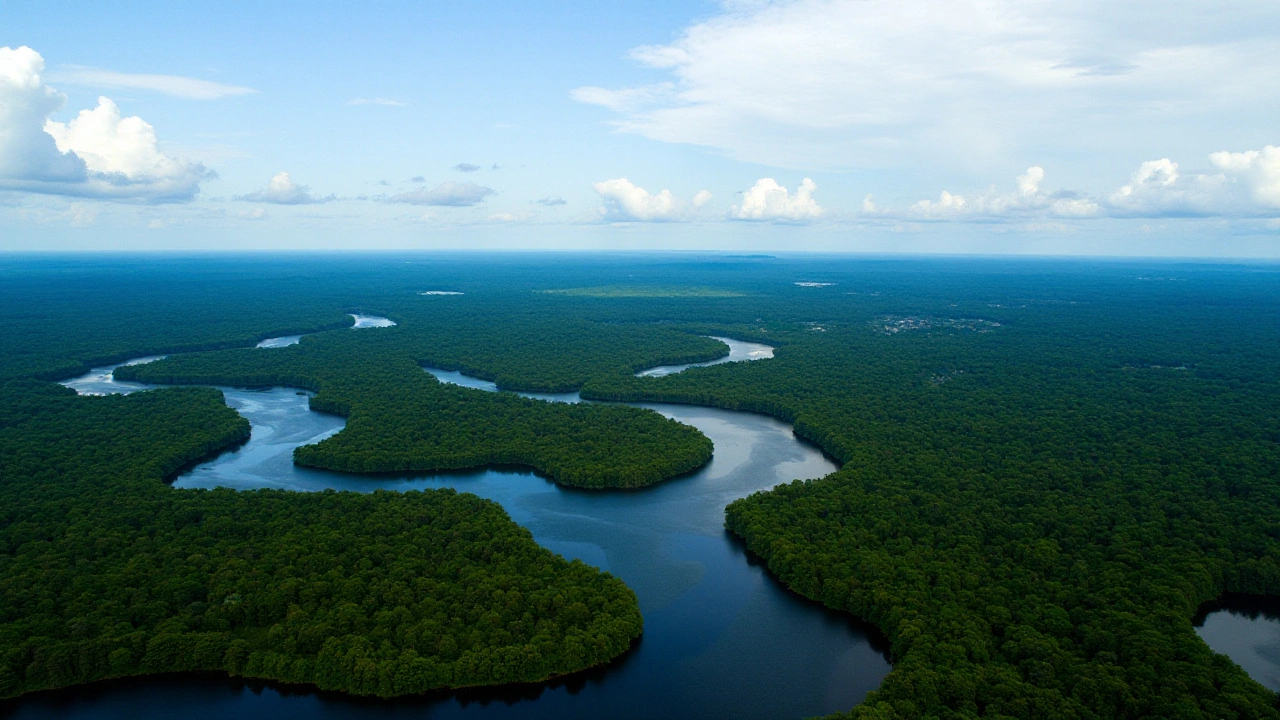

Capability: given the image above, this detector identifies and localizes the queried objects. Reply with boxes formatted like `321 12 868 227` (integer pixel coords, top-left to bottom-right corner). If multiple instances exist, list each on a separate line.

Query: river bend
26 328 892 720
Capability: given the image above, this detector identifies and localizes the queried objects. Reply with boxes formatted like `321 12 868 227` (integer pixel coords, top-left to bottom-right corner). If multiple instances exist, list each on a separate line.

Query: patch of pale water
635 336 773 378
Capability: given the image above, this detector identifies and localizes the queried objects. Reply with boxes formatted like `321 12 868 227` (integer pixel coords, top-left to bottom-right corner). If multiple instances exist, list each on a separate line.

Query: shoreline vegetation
114 339 715 490
0 380 644 700
4 256 1280 718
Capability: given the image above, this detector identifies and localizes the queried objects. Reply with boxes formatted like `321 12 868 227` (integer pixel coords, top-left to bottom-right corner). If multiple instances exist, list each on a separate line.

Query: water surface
350 313 396 328
636 336 773 378
1195 596 1280 691
256 335 301 348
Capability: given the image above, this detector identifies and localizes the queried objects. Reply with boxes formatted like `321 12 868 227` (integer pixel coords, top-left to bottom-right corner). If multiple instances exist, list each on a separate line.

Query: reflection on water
636 336 773 378
423 368 583 404
256 335 301 348
58 356 165 396
350 313 395 328
34 333 890 720
1195 595 1280 691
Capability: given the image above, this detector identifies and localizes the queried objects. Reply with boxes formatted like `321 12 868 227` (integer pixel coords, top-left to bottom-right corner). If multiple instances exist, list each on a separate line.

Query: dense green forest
115 327 712 488
0 380 641 697
3 254 1280 718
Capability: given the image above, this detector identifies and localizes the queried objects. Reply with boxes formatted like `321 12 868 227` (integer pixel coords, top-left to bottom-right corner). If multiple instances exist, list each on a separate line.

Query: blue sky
2 0 1279 255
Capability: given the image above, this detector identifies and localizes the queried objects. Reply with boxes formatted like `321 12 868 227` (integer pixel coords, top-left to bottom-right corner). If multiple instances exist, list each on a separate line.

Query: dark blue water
25 329 892 719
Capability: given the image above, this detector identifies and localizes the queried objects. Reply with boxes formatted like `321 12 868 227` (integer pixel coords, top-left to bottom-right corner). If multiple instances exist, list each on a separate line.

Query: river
22 327 892 719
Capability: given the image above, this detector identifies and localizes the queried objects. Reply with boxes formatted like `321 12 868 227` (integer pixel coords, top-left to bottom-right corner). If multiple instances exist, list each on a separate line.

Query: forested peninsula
0 380 641 696
4 255 1280 719
115 331 713 489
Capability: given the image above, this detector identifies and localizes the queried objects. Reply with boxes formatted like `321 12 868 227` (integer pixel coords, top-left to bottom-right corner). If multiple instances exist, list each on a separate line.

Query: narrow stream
26 328 892 720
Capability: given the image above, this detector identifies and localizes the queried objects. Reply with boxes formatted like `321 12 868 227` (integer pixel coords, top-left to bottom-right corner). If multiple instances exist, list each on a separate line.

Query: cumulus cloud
1210 147 1280 208
387 181 495 206
235 172 334 205
907 167 1100 220
0 47 85 184
535 195 567 207
593 178 710 221
454 163 480 172
1106 159 1203 216
46 66 255 100
569 1 1280 173
1101 148 1280 218
729 178 822 221
0 46 210 201
885 148 1280 222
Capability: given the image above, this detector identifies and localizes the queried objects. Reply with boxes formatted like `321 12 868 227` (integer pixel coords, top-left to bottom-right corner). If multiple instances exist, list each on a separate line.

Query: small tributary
24 329 892 720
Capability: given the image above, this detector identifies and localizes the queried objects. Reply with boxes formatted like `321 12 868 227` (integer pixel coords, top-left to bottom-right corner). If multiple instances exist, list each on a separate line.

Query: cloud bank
235 172 334 205
0 46 210 201
593 178 710 221
387 181 495 206
905 167 1099 221
571 0 1280 172
885 147 1280 222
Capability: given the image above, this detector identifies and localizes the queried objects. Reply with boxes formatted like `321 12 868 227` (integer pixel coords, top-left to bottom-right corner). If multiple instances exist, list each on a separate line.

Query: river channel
18 323 893 719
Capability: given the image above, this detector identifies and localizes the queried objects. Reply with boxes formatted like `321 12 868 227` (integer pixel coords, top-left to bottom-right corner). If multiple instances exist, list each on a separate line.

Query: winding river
23 324 893 719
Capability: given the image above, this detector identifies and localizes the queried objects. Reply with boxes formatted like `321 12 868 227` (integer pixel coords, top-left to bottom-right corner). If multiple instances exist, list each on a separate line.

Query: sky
2 0 1279 256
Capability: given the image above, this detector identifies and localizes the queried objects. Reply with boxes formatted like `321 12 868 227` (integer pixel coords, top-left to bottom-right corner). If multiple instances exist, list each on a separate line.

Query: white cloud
487 211 536 223
0 46 210 202
46 66 255 100
570 1 1280 172
347 98 407 107
1210 146 1280 207
0 46 85 184
911 191 968 218
235 172 334 204
1105 148 1280 217
535 195 566 207
387 181 495 206
729 178 822 222
1107 159 1197 215
887 149 1280 222
45 98 206 188
909 166 1101 220
571 83 675 113
593 178 711 221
